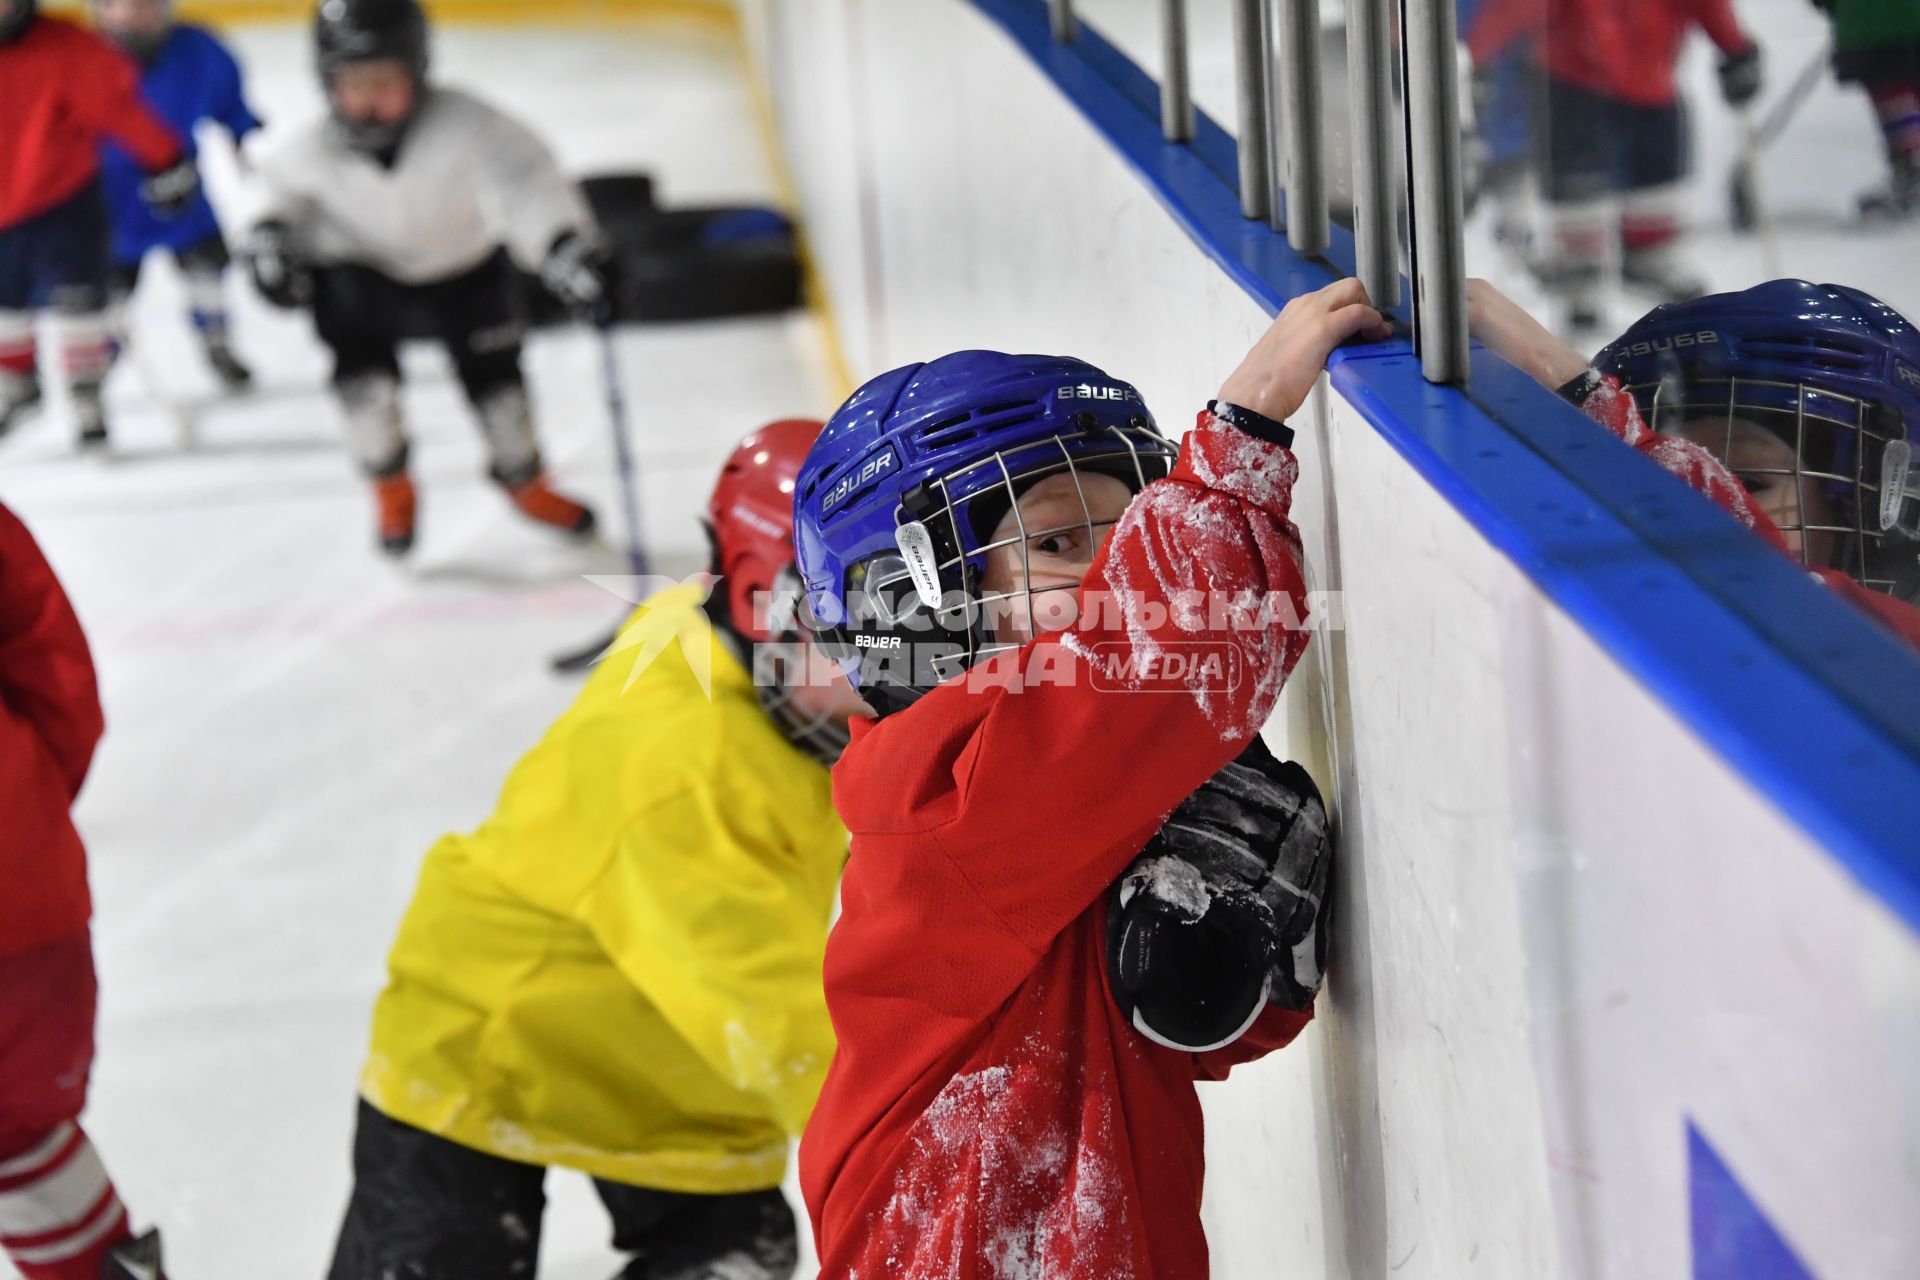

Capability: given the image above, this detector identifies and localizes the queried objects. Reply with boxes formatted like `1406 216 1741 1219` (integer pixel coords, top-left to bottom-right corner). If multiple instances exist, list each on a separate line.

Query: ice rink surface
0 16 839 1279
4 3 1917 1277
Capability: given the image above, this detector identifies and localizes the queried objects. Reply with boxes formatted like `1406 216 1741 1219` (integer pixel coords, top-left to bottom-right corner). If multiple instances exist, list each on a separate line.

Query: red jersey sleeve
0 504 103 799
1465 0 1544 67
1573 372 1789 551
833 413 1313 1011
1687 0 1751 54
1572 372 1920 649
73 32 183 173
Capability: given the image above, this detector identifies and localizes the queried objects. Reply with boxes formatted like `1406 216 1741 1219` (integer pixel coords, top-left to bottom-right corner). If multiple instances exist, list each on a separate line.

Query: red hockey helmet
707 418 824 643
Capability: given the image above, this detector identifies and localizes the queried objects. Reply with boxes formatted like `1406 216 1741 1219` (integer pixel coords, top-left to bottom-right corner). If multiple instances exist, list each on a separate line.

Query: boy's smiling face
977 471 1136 645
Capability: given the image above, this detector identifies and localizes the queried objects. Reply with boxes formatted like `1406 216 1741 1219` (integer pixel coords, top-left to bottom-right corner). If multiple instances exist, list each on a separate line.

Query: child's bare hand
1467 278 1591 390
1216 278 1393 423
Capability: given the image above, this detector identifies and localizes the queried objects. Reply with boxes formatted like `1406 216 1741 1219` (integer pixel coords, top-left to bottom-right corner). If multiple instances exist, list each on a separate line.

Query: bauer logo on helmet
819 447 898 518
1619 331 1722 359
1058 384 1142 403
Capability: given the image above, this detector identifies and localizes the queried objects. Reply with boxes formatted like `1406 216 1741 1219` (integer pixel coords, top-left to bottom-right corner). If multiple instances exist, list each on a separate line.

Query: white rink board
751 1 1920 1276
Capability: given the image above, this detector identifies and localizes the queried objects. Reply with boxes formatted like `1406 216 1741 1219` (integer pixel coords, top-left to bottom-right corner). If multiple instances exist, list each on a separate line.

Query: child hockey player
92 0 263 389
0 502 170 1280
1468 276 1920 645
1461 0 1542 254
792 279 1379 1276
328 419 862 1280
244 0 607 556
0 0 197 448
1466 0 1763 331
1813 0 1920 219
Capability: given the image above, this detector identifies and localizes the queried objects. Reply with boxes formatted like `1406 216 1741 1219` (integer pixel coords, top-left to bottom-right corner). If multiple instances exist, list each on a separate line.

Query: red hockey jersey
799 414 1316 1279
1576 373 1920 648
0 503 103 959
0 16 182 229
1466 0 1750 107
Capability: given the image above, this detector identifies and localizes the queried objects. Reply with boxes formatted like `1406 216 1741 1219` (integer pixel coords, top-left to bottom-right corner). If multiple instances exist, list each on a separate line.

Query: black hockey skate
1859 158 1920 223
0 371 42 440
202 337 255 391
74 386 111 452
102 1227 167 1279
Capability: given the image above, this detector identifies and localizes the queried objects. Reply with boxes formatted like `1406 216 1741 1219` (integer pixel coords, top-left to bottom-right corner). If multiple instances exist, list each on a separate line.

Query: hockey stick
1730 39 1832 233
551 317 651 673
1736 108 1784 278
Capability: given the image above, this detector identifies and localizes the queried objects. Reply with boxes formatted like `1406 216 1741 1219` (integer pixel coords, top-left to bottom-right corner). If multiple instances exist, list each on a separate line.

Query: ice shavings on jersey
1577 371 1767 536
1084 420 1309 741
866 1046 1138 1280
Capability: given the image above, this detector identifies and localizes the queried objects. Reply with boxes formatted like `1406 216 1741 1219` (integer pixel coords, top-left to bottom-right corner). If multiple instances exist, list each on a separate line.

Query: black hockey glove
139 156 200 219
1718 43 1764 108
541 230 618 323
245 220 314 311
1107 738 1332 1053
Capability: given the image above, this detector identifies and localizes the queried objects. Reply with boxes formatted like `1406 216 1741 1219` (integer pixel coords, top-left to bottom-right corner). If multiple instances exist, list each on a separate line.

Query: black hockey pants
326 1100 800 1280
311 249 529 409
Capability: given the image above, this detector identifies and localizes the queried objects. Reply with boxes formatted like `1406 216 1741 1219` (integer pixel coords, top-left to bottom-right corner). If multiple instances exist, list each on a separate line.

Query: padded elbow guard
1107 739 1332 1052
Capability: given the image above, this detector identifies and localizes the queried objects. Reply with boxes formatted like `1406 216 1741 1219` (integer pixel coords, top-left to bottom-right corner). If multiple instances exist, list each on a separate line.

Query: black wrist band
1555 368 1603 406
1207 399 1295 449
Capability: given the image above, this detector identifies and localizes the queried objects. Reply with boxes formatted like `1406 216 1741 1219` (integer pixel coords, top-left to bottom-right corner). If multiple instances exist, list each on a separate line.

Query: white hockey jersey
248 85 593 284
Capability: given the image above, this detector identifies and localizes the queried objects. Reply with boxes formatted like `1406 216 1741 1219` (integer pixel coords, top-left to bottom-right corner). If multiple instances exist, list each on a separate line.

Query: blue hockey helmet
1595 279 1920 600
792 350 1175 712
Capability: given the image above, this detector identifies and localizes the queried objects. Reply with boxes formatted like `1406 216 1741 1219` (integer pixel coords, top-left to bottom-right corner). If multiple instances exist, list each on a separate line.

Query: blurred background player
1815 0 1920 219
0 502 170 1280
91 0 263 390
243 0 608 556
1470 276 1920 645
328 420 861 1280
1467 0 1763 332
1461 0 1543 257
0 0 197 449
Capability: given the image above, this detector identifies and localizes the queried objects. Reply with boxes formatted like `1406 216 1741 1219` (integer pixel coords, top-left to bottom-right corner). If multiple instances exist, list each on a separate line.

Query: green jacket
1831 0 1920 49
1825 0 1920 81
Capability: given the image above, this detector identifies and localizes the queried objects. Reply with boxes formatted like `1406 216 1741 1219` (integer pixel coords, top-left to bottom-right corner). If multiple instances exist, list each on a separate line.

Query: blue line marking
969 0 1920 933
1688 1123 1817 1279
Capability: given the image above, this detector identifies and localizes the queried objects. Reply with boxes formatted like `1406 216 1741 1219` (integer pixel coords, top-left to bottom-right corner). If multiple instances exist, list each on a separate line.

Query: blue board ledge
971 0 1920 934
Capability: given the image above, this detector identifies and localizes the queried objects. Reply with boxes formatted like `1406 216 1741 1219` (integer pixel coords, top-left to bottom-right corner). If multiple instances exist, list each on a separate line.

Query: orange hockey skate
504 474 597 537
373 473 417 556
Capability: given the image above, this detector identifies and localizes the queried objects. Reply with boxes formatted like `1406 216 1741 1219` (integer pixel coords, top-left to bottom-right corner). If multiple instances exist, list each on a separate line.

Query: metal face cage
751 567 852 766
1636 374 1914 596
891 421 1177 686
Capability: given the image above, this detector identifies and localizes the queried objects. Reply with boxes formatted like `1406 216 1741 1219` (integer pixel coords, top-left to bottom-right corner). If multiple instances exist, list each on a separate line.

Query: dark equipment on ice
380 173 803 341
566 174 805 324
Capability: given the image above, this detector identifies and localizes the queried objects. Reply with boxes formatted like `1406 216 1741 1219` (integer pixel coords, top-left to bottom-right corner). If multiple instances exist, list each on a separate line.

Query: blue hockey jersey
100 23 260 265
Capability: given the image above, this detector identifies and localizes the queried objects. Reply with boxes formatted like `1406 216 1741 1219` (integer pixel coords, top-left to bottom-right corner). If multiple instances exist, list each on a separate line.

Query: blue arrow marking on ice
1689 1122 1816 1280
